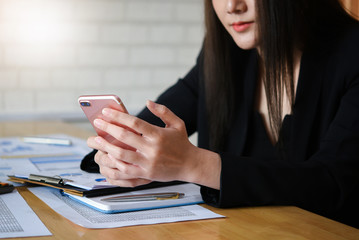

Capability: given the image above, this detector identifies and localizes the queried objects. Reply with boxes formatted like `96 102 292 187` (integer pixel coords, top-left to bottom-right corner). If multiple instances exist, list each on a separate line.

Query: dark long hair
204 0 356 151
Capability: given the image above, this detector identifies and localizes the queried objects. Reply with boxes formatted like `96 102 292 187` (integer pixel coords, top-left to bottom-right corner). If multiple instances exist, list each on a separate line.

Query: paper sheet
1 134 224 230
0 134 91 158
0 158 39 183
0 134 92 183
29 187 225 229
0 134 112 190
0 190 51 238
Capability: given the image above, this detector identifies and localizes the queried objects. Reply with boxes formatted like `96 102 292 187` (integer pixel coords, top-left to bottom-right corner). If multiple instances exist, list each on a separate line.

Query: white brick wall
0 0 204 121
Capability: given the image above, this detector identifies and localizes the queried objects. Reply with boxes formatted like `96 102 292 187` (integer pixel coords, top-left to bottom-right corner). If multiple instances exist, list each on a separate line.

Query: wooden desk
1 121 358 240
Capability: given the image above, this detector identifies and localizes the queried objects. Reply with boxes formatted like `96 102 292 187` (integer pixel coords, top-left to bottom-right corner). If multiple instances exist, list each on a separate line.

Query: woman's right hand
87 100 222 190
93 147 152 187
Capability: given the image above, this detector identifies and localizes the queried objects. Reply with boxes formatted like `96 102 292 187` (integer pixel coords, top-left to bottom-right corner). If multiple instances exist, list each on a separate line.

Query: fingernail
147 100 157 109
102 108 111 116
95 136 103 144
94 119 104 128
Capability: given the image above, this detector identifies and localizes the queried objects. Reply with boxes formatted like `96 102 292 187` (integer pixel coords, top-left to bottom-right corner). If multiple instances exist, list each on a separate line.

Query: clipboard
7 175 184 197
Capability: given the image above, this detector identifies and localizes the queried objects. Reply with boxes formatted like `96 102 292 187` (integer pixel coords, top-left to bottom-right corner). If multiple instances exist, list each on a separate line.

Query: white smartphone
78 94 135 150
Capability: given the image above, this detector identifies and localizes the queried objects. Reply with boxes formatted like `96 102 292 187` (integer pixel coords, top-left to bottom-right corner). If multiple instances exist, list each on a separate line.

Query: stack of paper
1 134 225 230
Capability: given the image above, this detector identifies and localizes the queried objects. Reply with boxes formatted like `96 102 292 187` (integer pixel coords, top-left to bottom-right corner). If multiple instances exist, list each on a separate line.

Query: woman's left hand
92 149 152 187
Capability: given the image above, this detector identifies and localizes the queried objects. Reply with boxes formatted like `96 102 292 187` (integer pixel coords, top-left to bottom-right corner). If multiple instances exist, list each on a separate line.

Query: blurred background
0 0 357 125
0 0 204 124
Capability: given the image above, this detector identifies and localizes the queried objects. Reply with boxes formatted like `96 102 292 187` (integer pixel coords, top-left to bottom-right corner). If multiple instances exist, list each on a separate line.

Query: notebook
64 183 204 213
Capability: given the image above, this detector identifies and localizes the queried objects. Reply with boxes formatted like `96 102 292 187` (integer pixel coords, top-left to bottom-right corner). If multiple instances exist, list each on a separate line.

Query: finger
87 136 106 152
101 108 157 137
94 150 118 169
94 119 144 150
107 154 147 175
106 178 152 188
99 165 136 180
94 136 145 166
146 100 184 130
98 163 151 187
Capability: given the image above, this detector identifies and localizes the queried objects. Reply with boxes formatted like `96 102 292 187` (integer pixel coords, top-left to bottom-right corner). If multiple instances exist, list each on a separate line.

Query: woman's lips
232 21 253 32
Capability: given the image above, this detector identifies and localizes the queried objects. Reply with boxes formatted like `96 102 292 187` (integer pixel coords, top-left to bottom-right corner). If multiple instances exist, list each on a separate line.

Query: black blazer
136 24 359 228
82 24 359 228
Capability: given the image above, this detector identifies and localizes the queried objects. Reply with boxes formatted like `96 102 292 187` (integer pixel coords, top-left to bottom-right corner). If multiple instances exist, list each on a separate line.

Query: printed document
30 187 224 229
0 134 92 183
1 134 224 230
0 134 91 158
0 190 51 238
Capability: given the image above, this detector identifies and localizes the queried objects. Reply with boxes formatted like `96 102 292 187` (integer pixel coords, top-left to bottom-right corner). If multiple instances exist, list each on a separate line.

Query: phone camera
80 102 91 107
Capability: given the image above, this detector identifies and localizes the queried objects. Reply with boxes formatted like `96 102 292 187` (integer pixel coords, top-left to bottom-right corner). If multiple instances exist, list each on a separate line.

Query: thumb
146 100 183 129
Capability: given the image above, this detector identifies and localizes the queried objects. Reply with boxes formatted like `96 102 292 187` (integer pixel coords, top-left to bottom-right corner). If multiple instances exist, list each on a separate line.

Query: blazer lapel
226 50 258 155
291 50 324 162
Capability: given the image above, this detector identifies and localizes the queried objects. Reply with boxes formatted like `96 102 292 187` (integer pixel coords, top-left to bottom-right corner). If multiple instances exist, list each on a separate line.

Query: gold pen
101 192 185 202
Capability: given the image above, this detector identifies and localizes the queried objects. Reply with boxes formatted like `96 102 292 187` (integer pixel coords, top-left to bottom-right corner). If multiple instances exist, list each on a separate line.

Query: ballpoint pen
101 192 185 202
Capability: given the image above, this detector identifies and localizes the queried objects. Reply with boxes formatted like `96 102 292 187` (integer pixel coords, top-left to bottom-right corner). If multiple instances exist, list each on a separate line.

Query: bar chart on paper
0 197 23 233
0 134 92 182
0 191 51 238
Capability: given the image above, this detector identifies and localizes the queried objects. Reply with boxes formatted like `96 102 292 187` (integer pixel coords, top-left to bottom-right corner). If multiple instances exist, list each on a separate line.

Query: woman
85 0 359 228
